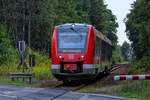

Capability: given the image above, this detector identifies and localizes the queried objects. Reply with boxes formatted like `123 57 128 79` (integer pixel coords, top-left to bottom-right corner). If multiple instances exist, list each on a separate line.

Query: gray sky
105 0 136 45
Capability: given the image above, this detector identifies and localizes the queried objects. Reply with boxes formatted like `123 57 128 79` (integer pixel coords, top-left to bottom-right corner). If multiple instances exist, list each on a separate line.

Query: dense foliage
125 0 150 71
0 0 122 66
112 45 124 64
0 25 11 64
0 46 52 80
0 0 118 50
90 0 118 48
125 0 150 59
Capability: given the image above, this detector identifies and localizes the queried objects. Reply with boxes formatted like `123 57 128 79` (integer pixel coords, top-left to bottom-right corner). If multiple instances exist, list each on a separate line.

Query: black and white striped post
114 75 150 80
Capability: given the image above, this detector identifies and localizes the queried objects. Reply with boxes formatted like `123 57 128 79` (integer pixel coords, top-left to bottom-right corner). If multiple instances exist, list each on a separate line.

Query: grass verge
119 80 150 99
78 84 102 93
78 80 150 99
0 77 26 86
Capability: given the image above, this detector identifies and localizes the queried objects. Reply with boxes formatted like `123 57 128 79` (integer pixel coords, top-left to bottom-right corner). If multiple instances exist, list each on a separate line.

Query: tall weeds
0 47 53 80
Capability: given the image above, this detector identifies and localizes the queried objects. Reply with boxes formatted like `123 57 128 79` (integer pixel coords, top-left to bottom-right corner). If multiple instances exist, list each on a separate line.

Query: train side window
96 36 101 57
99 39 102 60
109 46 111 61
94 36 96 57
104 43 106 61
101 40 105 61
110 46 112 61
96 37 98 57
104 42 107 61
106 43 108 61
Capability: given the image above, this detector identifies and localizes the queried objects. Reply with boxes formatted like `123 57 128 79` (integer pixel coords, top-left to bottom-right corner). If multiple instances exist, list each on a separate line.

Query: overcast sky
105 0 136 45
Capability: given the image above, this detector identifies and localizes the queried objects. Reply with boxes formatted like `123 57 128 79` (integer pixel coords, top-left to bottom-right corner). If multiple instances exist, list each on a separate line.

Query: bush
0 24 52 80
0 47 52 80
129 55 150 74
129 60 145 74
0 25 12 65
25 47 52 80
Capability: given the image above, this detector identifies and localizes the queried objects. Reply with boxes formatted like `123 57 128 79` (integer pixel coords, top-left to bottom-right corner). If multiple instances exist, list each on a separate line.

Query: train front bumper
51 64 97 81
53 72 95 81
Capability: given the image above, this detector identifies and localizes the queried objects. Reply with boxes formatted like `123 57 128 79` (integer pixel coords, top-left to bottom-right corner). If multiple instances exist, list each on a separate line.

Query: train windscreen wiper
70 25 83 40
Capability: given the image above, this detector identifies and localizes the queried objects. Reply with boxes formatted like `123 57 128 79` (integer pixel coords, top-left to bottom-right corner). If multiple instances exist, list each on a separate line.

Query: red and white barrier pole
114 75 150 80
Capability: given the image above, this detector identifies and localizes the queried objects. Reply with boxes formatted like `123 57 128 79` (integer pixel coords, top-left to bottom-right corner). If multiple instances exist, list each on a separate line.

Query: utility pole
28 0 31 48
23 0 26 40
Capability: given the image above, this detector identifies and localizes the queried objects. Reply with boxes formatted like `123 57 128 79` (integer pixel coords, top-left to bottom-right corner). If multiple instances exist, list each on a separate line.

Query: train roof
57 23 91 29
56 23 112 46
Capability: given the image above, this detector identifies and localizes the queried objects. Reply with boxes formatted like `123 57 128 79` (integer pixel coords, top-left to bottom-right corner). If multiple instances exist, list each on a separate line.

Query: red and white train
51 23 112 82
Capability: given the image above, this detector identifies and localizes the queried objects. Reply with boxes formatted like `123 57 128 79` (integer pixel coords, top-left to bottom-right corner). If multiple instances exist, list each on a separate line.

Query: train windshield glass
57 29 88 53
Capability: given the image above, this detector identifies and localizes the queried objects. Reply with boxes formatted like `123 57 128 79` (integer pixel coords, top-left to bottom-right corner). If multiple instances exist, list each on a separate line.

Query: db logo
69 55 74 60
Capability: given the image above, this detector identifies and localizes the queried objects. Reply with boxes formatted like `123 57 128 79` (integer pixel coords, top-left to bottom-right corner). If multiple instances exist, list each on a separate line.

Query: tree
125 0 150 59
73 0 90 23
0 0 119 58
89 0 118 48
90 0 107 34
105 9 118 48
0 0 55 51
125 0 150 71
112 45 124 64
121 41 130 61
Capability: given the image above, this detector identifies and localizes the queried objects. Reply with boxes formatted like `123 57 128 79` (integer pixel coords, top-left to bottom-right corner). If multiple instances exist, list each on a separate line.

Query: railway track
110 65 121 72
52 65 121 92
0 65 129 100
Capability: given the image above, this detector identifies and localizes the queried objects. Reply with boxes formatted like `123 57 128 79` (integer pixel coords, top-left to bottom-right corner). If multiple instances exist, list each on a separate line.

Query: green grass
120 80 150 99
118 61 129 64
78 88 94 93
78 80 150 99
0 78 26 86
0 77 41 87
78 84 102 93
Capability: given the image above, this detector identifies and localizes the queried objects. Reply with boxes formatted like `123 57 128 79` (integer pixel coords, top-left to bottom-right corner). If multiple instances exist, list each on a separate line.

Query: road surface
0 85 135 100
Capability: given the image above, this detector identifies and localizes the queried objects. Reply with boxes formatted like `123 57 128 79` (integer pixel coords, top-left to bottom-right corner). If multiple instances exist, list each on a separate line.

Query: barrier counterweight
114 75 150 80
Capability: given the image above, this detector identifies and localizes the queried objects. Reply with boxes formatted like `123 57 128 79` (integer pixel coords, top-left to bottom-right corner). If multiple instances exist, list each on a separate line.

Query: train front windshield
57 28 88 53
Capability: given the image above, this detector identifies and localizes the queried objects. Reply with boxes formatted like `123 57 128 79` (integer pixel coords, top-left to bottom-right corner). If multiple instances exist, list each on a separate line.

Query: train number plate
64 64 77 70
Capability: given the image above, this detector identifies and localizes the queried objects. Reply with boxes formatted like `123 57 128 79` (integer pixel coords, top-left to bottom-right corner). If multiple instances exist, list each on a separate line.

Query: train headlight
59 56 62 58
81 56 84 58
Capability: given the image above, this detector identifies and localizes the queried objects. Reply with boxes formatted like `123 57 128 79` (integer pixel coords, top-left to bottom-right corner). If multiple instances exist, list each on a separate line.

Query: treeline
125 0 150 72
0 0 118 49
0 0 121 64
112 41 131 64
